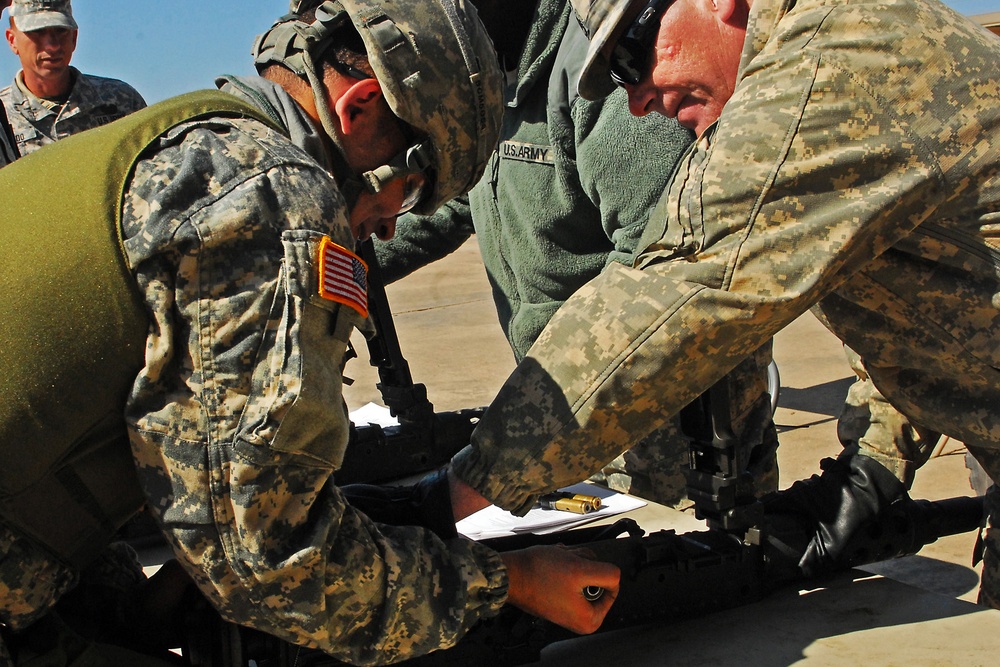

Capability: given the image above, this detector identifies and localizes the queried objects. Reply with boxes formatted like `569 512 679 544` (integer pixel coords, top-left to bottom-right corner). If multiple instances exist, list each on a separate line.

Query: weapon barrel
910 495 984 545
837 495 985 569
186 495 987 666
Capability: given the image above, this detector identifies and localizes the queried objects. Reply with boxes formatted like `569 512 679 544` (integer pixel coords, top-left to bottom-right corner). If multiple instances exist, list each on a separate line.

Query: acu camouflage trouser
837 346 1000 610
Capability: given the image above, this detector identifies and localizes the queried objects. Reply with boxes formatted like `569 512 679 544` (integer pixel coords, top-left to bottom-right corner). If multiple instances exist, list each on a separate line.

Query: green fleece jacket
376 0 693 361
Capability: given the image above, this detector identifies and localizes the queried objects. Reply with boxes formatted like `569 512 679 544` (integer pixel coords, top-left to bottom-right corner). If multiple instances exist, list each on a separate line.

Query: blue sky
0 0 279 103
0 0 996 104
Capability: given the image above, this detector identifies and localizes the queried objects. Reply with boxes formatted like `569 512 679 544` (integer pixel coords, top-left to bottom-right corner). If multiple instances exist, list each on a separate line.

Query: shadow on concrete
776 376 854 418
539 570 987 666
861 554 983 600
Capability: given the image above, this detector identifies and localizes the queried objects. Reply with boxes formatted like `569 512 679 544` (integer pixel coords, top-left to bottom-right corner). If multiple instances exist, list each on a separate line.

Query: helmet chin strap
360 141 432 194
304 48 432 208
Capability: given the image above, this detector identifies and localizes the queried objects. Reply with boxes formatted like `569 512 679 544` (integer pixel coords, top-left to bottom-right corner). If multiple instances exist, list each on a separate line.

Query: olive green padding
0 91 280 569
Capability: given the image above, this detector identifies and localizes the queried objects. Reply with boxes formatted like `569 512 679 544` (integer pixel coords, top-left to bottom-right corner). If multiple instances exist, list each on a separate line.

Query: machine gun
181 343 987 666
182 491 984 667
386 379 985 665
335 240 485 484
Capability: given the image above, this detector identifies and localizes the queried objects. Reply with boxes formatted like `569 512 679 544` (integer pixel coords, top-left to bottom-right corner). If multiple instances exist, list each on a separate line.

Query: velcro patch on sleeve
318 236 368 318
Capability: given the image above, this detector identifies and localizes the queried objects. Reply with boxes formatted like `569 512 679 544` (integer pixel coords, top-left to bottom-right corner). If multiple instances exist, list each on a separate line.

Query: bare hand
447 467 491 521
501 545 620 634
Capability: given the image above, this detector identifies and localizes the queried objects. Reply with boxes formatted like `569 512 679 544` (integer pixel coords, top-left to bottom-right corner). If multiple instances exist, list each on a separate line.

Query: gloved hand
341 467 457 539
761 455 908 577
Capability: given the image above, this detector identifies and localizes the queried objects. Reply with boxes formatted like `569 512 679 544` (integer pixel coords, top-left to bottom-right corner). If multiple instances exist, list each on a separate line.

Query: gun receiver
336 240 484 484
355 239 431 425
183 493 984 667
181 262 988 666
680 379 764 532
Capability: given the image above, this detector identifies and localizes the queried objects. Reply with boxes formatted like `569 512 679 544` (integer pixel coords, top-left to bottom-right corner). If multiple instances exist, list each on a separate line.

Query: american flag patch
318 237 368 317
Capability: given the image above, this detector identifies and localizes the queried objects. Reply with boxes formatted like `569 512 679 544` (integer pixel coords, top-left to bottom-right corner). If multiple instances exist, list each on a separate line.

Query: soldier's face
350 177 417 242
347 113 428 242
616 0 745 136
6 25 77 82
325 74 429 241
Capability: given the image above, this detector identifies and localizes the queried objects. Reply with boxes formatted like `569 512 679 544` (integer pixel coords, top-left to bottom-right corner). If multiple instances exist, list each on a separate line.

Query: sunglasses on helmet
609 0 672 88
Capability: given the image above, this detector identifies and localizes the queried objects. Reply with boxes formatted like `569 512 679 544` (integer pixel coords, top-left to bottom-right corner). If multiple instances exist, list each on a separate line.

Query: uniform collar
11 66 79 120
215 74 332 174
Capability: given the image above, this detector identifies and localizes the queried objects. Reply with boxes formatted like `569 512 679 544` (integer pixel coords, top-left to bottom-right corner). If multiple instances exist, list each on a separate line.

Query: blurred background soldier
1 0 145 156
0 0 18 164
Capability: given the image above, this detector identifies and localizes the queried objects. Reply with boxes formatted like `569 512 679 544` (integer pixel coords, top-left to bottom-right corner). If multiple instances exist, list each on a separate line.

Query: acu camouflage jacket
453 0 1000 513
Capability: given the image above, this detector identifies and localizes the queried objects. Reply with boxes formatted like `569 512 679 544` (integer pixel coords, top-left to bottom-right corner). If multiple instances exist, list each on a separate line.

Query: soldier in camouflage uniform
0 102 16 165
375 0 778 509
0 0 15 170
0 1 620 664
838 345 946 487
444 0 1000 605
1 0 145 156
0 1 19 165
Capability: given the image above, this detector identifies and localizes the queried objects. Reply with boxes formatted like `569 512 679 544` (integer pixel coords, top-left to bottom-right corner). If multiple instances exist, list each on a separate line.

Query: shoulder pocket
235 231 364 468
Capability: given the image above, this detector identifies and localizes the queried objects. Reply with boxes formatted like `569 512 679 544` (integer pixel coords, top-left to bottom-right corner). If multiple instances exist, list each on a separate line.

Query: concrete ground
343 237 985 603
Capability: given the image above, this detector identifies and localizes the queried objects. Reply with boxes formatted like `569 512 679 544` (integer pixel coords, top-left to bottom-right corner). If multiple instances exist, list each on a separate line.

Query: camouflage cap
268 0 504 215
571 0 642 100
9 0 78 32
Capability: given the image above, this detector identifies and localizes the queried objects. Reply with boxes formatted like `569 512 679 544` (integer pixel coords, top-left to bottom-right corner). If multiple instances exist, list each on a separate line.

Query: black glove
341 468 458 539
761 455 908 577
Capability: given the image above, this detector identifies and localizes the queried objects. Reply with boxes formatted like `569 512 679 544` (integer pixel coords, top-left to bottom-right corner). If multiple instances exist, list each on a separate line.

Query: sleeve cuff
451 445 539 517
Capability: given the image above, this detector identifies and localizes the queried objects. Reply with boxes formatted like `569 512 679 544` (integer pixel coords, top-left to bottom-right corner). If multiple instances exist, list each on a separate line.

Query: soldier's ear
713 0 749 27
333 78 383 136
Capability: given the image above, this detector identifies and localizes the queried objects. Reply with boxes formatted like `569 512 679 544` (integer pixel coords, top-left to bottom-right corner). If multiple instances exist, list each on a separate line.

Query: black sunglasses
609 0 672 88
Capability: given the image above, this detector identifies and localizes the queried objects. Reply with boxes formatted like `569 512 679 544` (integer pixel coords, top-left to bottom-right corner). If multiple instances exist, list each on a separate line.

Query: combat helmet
253 0 503 215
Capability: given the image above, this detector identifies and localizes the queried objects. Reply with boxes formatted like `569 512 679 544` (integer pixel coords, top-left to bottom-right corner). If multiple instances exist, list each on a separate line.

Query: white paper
348 404 647 540
457 482 646 540
349 402 399 428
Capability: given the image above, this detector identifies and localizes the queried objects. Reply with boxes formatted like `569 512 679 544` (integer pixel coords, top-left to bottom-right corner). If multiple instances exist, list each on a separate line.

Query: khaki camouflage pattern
0 525 75 632
339 0 504 214
0 542 176 666
277 0 504 215
0 67 146 156
570 0 639 101
836 346 944 487
8 0 77 32
120 82 506 664
594 347 779 505
453 0 998 536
